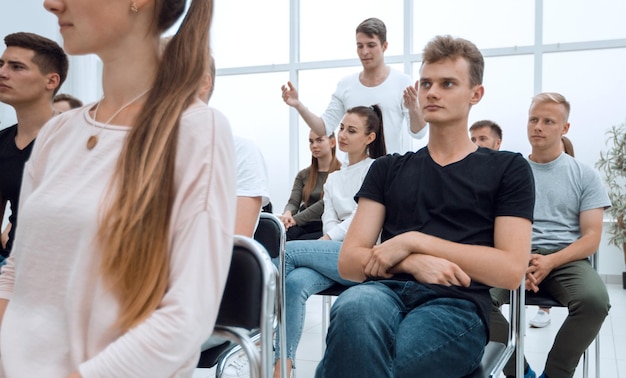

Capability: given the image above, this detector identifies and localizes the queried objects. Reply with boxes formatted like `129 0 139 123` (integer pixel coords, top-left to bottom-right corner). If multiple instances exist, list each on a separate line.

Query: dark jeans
490 254 610 378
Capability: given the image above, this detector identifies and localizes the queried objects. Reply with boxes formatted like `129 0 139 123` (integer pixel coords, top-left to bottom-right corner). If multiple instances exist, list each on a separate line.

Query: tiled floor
194 283 626 378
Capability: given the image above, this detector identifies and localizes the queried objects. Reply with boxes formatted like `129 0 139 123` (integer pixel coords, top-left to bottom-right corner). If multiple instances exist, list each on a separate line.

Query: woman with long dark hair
273 105 386 378
280 131 341 240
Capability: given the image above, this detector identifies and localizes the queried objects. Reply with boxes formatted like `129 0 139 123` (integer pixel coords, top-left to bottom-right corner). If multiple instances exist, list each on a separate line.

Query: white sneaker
222 351 250 378
529 309 551 328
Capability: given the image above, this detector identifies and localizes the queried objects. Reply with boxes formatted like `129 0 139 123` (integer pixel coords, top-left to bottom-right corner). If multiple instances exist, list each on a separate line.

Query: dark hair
53 93 83 109
356 18 387 45
303 133 341 205
4 32 68 95
422 35 484 87
345 105 387 159
561 136 575 157
470 119 502 140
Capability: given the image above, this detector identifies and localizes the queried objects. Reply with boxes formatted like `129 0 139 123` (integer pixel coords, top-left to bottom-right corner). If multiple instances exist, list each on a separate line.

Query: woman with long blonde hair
0 0 236 376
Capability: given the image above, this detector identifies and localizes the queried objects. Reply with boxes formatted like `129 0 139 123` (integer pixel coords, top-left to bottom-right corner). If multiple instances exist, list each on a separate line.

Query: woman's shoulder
179 103 232 144
180 102 230 130
35 105 91 145
297 167 310 178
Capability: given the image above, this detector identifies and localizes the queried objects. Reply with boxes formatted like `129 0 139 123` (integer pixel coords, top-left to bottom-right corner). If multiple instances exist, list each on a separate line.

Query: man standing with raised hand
281 17 427 154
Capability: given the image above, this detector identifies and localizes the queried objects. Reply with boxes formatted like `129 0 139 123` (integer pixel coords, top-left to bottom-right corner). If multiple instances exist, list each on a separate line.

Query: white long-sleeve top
322 157 374 241
0 102 236 377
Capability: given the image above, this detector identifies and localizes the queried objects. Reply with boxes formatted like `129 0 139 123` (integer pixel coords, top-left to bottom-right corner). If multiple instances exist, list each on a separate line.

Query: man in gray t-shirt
491 92 611 378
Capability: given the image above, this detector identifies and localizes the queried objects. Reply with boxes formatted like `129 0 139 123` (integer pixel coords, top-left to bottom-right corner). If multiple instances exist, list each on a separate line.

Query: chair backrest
252 212 288 378
253 212 285 259
215 236 275 330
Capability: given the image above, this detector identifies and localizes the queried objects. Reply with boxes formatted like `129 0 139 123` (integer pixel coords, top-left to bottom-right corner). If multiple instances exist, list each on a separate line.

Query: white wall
600 221 626 279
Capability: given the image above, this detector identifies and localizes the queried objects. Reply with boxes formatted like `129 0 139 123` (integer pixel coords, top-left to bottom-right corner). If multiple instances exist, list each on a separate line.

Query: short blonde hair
531 92 571 121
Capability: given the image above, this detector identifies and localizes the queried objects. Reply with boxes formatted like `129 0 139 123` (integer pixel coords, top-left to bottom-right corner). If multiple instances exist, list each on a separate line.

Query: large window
210 0 626 212
543 0 626 43
300 0 404 61
542 48 626 165
412 0 535 51
211 0 290 67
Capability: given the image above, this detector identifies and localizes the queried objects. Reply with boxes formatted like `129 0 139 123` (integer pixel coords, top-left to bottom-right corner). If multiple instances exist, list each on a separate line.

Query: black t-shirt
0 124 35 256
356 146 535 328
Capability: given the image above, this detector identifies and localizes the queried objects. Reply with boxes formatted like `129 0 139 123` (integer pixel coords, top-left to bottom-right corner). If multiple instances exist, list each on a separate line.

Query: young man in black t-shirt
315 35 535 378
0 32 68 260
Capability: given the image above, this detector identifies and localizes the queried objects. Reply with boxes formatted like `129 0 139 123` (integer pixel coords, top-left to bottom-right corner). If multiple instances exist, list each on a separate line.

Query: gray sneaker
529 309 551 328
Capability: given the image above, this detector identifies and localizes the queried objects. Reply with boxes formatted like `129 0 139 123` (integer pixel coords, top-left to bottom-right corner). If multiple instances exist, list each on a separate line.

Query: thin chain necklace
87 88 151 150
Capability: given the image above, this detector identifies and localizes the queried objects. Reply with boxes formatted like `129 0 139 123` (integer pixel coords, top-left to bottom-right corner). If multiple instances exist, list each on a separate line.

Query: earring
130 1 138 13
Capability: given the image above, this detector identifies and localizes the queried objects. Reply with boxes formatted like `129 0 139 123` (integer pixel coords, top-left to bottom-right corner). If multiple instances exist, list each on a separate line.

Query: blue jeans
315 281 487 378
274 240 357 366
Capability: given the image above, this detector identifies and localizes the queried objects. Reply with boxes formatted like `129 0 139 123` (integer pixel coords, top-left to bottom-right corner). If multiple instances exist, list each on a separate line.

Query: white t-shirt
234 135 270 208
320 68 427 154
322 157 374 241
0 102 236 377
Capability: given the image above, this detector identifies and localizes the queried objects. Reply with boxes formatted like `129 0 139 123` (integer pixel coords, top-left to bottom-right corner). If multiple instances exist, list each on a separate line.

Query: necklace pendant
87 135 98 150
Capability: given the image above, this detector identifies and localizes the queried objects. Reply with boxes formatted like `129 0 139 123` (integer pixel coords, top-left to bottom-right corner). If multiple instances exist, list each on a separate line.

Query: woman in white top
273 105 387 378
0 0 236 376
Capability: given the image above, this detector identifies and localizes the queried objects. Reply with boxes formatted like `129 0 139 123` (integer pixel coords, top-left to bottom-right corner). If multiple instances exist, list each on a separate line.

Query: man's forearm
294 103 326 137
338 245 373 283
546 234 601 268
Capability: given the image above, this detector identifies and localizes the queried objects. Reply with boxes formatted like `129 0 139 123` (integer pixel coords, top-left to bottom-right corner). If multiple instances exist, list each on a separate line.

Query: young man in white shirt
281 17 427 154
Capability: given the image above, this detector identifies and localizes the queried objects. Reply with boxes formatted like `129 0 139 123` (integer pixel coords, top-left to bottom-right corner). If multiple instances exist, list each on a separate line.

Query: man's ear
470 85 484 105
562 122 570 135
45 73 61 92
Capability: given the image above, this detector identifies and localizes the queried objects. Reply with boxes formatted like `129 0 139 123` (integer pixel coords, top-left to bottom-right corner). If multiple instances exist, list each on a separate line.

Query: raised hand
281 81 300 107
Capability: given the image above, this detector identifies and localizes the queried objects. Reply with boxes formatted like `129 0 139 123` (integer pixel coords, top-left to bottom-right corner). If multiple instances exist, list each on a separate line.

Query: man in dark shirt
0 32 68 259
315 35 535 378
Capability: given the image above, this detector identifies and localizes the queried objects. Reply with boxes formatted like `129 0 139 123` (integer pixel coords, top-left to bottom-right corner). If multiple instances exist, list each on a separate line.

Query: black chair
515 253 600 378
253 212 288 378
319 284 520 378
197 235 276 378
466 288 521 378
